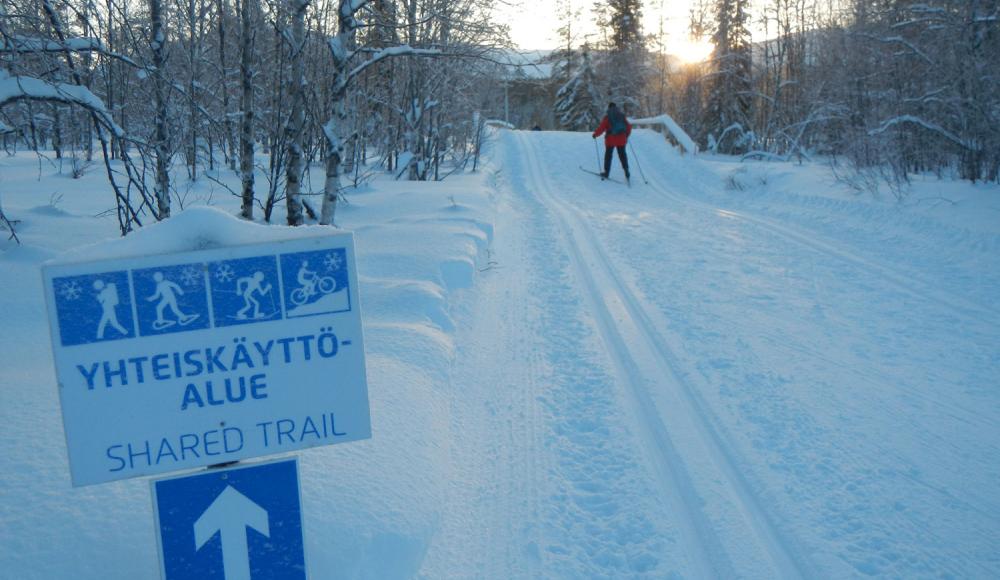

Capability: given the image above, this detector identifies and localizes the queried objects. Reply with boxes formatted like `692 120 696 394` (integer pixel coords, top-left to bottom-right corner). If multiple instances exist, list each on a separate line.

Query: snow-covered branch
0 72 123 137
0 36 139 67
868 115 970 149
853 32 934 64
1 36 102 52
345 45 443 86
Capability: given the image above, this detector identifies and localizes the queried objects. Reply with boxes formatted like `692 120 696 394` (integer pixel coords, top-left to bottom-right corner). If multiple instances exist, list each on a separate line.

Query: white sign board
43 235 371 486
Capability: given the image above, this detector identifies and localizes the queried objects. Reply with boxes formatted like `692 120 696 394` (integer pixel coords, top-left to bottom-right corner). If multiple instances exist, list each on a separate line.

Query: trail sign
42 234 371 486
151 458 306 580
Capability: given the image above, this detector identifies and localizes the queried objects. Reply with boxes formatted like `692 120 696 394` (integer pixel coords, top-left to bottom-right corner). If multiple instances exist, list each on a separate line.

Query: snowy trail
517 131 810 578
419 128 1000 577
514 129 999 577
524 133 726 578
424 131 707 578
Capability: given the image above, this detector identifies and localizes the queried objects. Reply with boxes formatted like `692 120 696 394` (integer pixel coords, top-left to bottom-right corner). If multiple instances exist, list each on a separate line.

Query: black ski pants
604 145 630 177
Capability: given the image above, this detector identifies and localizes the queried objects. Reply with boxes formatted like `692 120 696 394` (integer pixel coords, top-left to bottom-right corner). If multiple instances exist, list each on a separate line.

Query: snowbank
0 149 495 579
50 206 338 264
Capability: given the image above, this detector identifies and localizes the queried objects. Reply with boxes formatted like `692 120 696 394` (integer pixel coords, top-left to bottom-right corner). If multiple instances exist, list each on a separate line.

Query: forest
1 0 997 237
553 0 999 191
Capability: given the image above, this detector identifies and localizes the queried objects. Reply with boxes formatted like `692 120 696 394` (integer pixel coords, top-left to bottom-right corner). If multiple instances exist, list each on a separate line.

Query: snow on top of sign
49 206 343 264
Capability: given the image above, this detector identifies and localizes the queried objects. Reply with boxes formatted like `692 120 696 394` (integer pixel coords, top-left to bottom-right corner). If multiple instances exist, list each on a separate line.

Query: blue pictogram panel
208 256 283 328
279 248 351 319
152 458 306 580
133 263 211 337
52 270 135 346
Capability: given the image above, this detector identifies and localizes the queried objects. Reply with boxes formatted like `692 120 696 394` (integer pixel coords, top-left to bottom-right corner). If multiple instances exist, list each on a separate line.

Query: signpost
42 234 371 487
152 458 306 580
44 232 371 578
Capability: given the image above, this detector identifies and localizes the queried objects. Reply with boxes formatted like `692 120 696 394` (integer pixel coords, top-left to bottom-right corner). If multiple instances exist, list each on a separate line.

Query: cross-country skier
592 102 632 182
235 271 272 320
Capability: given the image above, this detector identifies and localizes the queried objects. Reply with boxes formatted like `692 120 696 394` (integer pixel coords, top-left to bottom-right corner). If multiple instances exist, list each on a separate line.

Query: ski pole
593 137 602 174
628 141 649 184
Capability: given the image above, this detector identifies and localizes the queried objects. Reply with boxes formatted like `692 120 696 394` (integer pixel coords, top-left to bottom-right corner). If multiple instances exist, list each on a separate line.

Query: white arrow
194 485 270 580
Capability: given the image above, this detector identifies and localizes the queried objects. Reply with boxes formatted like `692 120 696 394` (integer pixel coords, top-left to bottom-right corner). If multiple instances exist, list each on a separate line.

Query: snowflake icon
180 266 204 287
323 252 343 271
214 263 235 284
58 280 82 301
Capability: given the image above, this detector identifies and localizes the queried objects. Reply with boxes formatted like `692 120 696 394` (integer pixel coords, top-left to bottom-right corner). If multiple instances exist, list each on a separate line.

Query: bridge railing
631 114 699 155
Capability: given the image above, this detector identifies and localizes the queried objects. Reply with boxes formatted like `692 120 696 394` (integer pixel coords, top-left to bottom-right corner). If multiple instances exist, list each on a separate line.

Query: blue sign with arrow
151 458 306 580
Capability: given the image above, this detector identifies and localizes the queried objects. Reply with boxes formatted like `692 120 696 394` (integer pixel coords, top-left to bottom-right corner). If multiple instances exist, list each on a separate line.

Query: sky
495 0 714 63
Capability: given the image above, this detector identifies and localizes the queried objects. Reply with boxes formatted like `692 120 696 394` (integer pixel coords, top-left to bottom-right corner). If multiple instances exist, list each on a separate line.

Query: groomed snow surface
1 129 998 578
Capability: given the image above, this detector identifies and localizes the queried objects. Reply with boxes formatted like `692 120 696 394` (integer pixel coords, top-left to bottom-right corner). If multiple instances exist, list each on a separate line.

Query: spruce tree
555 49 603 131
704 0 753 153
596 0 648 113
548 0 581 88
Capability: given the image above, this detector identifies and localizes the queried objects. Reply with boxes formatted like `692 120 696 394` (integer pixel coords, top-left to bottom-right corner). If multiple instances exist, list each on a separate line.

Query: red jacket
592 115 632 147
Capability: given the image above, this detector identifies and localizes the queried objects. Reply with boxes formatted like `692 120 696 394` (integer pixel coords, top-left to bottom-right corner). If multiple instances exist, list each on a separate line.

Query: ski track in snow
483 130 679 577
518 131 812 578
525 129 999 578
419 134 675 577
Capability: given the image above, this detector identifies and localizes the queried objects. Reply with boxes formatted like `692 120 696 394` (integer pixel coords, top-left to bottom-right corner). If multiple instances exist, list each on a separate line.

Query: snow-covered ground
1 129 998 578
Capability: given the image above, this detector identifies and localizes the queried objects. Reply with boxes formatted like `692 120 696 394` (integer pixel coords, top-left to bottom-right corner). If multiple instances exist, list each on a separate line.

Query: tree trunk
218 0 238 171
239 0 256 220
284 0 309 226
151 0 171 218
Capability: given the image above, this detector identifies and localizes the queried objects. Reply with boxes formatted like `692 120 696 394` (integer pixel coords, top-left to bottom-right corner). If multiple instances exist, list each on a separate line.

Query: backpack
608 109 627 136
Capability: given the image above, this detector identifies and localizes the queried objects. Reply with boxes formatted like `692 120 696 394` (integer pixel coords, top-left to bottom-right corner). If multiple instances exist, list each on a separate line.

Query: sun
669 38 715 64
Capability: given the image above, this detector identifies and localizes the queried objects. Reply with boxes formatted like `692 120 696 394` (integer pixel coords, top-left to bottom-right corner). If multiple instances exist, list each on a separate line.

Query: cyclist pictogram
290 259 338 307
280 248 350 318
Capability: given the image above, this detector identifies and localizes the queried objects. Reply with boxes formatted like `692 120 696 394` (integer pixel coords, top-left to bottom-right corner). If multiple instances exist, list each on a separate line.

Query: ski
579 166 626 185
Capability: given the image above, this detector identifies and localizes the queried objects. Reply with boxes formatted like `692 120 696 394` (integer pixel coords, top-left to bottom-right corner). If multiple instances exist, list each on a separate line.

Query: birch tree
318 0 448 225
150 0 172 217
282 0 308 226
237 0 257 219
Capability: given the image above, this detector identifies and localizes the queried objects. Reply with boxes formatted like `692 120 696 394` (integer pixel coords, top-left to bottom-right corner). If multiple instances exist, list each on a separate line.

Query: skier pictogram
235 271 274 320
208 256 282 328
